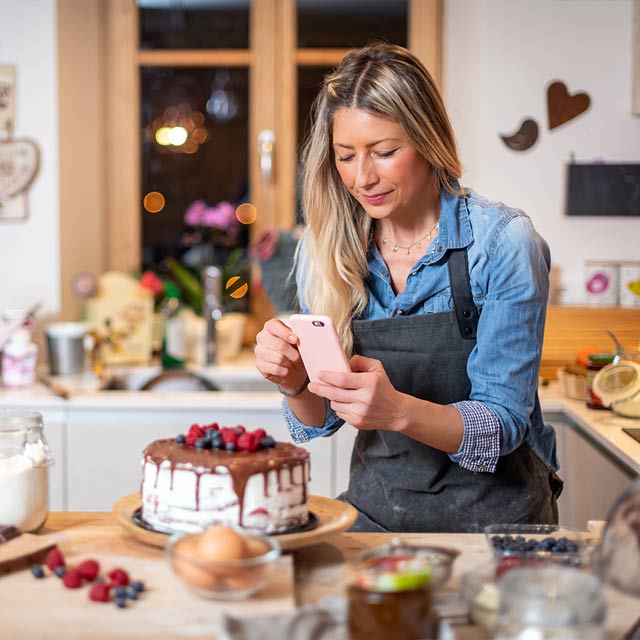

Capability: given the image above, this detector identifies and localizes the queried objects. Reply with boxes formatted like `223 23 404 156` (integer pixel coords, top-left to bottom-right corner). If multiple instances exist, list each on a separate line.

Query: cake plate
112 493 357 551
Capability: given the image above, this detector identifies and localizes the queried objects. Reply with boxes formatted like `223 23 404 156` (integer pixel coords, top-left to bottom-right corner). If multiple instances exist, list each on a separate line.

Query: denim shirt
283 186 559 473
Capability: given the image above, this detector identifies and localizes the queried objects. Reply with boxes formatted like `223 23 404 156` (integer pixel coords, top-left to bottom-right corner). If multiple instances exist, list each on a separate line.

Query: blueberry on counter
31 565 45 579
126 586 139 600
130 581 145 593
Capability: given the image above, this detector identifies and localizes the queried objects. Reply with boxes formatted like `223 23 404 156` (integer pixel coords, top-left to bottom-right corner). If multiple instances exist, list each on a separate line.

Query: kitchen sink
100 365 275 393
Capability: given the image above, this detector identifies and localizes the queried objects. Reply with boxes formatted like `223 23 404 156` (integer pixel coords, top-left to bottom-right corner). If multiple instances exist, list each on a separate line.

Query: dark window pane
297 0 407 49
138 2 250 50
140 66 250 311
296 66 334 221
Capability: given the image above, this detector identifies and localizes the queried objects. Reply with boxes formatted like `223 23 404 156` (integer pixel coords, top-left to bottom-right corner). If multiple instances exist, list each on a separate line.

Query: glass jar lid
0 409 52 467
0 409 44 432
593 361 640 405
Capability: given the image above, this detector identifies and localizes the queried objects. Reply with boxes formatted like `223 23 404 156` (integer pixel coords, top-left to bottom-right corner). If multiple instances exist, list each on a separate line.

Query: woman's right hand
254 318 308 392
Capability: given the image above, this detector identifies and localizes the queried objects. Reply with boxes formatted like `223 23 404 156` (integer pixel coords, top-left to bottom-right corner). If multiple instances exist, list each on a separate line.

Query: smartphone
287 314 350 383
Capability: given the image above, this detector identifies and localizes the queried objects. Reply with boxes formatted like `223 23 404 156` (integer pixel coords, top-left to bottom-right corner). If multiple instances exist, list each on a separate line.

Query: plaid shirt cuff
449 400 500 473
282 397 342 444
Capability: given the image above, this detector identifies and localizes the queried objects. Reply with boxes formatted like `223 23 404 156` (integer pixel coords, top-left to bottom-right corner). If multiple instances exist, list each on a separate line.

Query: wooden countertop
1 513 638 639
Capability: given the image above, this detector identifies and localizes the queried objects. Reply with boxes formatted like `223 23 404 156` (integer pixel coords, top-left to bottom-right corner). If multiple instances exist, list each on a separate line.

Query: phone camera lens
312 320 325 327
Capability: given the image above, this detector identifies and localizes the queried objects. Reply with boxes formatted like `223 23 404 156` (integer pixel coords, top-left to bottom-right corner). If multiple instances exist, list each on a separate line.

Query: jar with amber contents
347 542 437 640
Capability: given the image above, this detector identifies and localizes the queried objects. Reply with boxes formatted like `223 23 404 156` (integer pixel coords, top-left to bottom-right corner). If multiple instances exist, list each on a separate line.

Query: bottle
160 281 187 369
2 328 38 388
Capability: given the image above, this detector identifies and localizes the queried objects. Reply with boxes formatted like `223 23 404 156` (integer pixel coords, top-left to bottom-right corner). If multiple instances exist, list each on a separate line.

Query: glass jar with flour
0 410 53 532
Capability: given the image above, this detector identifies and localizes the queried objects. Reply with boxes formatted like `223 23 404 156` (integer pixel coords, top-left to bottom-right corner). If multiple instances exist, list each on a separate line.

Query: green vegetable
373 569 431 592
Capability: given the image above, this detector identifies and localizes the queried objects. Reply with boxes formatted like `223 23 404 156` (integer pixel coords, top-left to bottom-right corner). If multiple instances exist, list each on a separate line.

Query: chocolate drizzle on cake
143 439 309 527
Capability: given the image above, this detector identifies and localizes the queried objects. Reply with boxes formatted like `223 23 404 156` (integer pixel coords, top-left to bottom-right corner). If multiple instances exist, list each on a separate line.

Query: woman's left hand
307 354 410 431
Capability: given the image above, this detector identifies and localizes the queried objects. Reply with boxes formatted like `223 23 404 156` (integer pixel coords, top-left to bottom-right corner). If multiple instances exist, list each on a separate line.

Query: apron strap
447 248 479 340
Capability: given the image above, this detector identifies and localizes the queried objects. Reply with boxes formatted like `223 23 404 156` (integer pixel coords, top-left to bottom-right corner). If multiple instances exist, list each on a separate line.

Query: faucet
202 265 223 365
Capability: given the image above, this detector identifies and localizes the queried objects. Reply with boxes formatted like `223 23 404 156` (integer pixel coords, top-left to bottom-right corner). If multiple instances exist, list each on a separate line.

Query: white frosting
141 456 309 534
0 454 48 531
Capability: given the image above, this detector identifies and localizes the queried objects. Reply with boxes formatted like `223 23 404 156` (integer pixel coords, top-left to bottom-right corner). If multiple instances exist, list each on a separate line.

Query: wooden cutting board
0 520 296 639
0 531 64 567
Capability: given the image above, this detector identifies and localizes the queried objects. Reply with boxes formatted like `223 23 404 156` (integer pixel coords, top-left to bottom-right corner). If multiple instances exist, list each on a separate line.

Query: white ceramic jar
0 410 53 532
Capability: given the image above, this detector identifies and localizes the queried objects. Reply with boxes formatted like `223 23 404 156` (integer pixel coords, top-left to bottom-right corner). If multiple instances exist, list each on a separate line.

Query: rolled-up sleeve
448 401 500 472
282 397 344 443
458 214 550 469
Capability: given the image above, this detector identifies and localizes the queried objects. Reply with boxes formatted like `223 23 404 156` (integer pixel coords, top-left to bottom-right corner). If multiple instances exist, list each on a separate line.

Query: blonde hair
298 43 463 354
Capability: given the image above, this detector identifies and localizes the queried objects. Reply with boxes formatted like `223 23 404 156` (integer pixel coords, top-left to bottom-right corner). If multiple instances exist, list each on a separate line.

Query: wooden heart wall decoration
0 138 40 198
547 81 591 130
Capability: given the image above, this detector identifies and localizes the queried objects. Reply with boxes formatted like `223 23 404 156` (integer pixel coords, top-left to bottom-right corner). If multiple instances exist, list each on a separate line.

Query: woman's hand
254 318 308 392
307 354 411 431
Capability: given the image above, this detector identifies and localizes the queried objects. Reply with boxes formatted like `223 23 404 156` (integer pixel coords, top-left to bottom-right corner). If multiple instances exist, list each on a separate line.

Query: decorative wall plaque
547 81 591 130
0 65 16 135
0 63 41 221
500 118 539 151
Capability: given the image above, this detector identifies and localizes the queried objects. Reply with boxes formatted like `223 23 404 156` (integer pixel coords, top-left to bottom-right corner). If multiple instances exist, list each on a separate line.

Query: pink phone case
287 314 350 383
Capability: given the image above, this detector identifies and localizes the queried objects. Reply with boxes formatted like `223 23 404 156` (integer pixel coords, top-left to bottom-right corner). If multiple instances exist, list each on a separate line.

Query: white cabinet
42 408 66 512
549 414 635 530
2 386 637 520
65 403 333 511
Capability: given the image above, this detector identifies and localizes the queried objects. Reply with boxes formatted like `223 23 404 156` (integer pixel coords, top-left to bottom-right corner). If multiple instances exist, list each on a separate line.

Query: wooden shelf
541 305 640 380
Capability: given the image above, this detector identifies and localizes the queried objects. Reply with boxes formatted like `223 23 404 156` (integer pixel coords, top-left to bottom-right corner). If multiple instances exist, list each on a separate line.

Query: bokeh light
168 126 188 146
155 127 172 146
143 191 166 213
148 102 210 154
235 203 258 225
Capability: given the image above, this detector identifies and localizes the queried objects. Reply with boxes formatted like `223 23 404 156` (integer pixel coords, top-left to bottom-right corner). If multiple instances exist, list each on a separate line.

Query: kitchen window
104 0 443 289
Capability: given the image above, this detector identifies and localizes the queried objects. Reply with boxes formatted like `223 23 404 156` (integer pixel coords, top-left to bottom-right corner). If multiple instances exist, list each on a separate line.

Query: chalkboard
565 163 640 216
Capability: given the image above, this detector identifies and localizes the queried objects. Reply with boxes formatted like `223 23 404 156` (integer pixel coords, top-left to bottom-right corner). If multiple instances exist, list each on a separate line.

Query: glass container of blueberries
484 524 584 573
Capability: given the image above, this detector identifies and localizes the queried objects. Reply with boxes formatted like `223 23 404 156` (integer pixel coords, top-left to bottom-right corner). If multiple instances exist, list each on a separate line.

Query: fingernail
287 334 297 343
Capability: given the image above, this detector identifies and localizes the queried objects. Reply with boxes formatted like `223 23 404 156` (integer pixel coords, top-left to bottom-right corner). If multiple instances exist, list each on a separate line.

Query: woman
254 43 561 533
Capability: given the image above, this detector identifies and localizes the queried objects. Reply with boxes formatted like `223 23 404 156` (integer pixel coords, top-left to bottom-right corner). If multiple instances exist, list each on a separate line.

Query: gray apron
339 249 557 533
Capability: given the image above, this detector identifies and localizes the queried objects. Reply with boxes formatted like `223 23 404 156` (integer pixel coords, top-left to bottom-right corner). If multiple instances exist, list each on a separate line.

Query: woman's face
332 107 433 222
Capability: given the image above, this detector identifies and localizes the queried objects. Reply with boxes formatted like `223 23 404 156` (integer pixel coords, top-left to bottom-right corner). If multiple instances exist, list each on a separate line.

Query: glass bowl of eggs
166 524 281 599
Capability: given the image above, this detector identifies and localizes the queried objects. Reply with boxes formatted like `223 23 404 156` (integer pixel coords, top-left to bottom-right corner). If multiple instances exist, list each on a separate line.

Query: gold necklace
381 220 440 255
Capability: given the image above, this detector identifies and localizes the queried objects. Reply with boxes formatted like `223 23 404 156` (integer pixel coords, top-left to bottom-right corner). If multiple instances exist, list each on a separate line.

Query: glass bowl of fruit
351 539 460 591
484 524 585 573
167 524 281 599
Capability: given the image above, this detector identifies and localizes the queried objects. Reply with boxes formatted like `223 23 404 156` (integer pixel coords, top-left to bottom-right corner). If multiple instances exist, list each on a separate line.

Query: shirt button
437 246 444 252
463 310 471 318
464 326 472 335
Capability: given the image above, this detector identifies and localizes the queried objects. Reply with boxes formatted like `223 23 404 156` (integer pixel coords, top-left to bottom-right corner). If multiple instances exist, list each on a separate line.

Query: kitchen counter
1 377 639 471
538 384 640 475
1 512 638 639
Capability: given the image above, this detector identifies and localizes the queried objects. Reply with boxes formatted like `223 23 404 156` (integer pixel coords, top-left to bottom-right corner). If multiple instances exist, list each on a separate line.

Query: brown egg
198 525 247 562
225 565 266 591
172 536 219 590
245 537 270 558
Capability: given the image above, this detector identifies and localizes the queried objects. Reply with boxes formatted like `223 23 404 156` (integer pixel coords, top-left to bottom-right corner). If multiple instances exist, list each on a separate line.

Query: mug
45 322 87 376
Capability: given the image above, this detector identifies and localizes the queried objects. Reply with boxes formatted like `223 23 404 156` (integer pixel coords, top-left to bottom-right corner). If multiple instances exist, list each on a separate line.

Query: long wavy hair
298 43 463 354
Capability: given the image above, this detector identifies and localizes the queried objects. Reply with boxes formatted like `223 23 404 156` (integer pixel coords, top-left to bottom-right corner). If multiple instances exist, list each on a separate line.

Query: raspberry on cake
140 423 310 534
